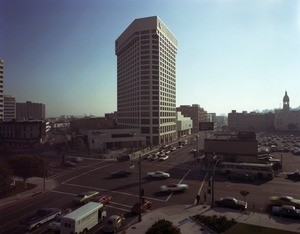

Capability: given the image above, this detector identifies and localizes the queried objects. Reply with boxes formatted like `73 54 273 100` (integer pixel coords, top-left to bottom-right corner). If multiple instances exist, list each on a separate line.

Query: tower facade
0 60 4 121
283 91 290 111
115 16 178 146
4 95 16 121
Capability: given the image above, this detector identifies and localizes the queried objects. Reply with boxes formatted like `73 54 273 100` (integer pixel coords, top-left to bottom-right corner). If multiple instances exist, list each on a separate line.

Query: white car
159 155 169 161
147 171 170 179
160 183 189 192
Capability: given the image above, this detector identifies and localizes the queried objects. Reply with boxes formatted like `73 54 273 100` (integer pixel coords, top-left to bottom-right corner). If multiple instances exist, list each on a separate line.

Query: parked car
147 171 170 179
286 170 300 181
92 195 112 204
159 155 169 161
102 215 126 233
272 205 300 219
110 170 132 178
215 197 247 211
131 200 152 214
227 173 254 181
160 184 189 192
270 195 300 208
117 155 130 162
64 161 77 167
72 191 99 205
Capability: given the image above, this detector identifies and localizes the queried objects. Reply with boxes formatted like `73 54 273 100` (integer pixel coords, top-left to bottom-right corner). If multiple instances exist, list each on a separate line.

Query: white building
79 128 146 152
4 95 16 121
176 111 193 138
115 16 178 147
275 91 300 130
0 60 4 121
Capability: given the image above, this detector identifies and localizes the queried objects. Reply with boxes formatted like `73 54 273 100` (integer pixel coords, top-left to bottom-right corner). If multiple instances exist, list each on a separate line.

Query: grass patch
225 223 298 234
0 180 37 199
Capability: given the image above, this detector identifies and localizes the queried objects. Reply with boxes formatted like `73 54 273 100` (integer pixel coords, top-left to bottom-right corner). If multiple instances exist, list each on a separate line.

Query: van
61 202 106 234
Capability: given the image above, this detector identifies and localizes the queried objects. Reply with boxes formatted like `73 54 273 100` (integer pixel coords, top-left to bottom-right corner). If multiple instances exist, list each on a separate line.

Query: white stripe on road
58 182 166 202
61 163 115 184
194 171 209 205
166 169 192 202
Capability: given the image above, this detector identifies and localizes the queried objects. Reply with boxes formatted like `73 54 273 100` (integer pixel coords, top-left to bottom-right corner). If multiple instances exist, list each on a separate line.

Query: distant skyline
1 0 299 118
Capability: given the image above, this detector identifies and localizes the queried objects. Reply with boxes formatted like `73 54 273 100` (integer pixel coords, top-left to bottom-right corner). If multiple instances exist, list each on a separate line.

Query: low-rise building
204 132 258 163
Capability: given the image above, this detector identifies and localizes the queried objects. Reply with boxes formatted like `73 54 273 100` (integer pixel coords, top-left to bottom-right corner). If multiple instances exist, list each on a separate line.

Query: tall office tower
115 16 178 146
4 95 16 121
0 60 4 121
16 101 45 120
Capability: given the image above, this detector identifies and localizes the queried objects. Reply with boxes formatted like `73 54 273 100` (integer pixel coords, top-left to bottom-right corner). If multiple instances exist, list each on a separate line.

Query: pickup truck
20 208 62 231
272 205 300 219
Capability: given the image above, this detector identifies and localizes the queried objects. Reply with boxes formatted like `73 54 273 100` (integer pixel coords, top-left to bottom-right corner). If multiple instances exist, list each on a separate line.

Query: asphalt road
1 139 300 233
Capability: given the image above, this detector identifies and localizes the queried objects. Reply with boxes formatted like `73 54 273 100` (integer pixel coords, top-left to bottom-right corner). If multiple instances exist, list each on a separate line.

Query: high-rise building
16 101 45 120
4 95 16 121
0 60 4 121
115 16 178 146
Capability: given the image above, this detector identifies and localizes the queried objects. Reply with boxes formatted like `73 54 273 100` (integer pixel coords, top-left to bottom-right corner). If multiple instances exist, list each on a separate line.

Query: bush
146 219 181 234
193 214 237 233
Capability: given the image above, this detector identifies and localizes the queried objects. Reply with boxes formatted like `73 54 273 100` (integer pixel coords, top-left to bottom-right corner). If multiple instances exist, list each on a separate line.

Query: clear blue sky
1 0 299 118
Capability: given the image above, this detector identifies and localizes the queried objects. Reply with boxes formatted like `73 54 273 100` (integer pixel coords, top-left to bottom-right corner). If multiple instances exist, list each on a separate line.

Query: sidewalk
125 204 300 234
0 177 57 209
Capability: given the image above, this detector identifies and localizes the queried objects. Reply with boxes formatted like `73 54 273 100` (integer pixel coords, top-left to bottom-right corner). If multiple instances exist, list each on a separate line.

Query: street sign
199 122 214 131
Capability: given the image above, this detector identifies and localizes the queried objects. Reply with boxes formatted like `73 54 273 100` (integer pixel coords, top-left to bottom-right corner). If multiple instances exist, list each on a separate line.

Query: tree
7 154 45 188
240 190 250 203
0 160 12 193
146 219 181 234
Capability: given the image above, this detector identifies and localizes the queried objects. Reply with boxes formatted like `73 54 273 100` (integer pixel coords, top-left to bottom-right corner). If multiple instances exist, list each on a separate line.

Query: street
1 139 300 233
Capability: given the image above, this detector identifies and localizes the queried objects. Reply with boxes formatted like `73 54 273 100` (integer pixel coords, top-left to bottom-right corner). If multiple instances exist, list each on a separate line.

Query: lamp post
211 157 220 208
130 154 142 222
138 154 142 222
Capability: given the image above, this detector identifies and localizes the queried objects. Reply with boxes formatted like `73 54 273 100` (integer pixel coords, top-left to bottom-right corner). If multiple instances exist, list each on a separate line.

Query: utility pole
138 154 142 222
211 158 220 208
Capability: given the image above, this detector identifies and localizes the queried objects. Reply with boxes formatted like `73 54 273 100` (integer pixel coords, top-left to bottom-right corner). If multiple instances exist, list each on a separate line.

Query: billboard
199 122 214 131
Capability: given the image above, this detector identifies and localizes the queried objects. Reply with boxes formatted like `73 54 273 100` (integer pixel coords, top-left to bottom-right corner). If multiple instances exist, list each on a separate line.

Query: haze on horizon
1 0 299 118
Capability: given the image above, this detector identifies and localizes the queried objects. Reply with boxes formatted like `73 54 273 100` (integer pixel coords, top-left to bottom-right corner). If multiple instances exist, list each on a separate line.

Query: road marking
61 163 115 183
166 169 192 202
194 171 209 205
50 190 76 196
60 182 166 202
50 161 108 180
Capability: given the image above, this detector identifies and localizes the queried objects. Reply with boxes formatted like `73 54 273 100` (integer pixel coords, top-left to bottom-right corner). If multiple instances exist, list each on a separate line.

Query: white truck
61 202 106 234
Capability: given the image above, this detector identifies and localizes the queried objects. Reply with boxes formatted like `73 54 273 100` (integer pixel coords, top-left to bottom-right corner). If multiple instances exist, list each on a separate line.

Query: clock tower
283 91 290 111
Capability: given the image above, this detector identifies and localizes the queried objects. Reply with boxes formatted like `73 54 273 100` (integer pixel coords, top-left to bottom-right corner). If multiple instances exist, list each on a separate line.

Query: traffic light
140 188 144 197
207 188 211 194
208 177 212 187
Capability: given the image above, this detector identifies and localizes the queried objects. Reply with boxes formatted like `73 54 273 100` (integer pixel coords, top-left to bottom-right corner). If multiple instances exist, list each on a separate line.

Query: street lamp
138 154 142 222
211 157 220 208
130 154 143 222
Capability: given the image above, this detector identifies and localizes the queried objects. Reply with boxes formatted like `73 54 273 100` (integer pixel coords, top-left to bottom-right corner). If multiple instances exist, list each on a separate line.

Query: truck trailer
61 202 106 234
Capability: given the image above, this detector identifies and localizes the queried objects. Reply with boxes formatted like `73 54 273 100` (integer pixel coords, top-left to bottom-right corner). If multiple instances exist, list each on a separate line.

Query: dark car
227 173 254 181
287 171 300 181
117 155 130 162
110 170 132 178
215 197 247 211
272 205 300 219
131 200 152 214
